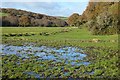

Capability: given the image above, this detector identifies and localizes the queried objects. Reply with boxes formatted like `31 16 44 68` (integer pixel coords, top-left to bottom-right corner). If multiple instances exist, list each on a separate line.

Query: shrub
2 16 19 26
87 11 118 35
19 16 30 27
40 32 50 36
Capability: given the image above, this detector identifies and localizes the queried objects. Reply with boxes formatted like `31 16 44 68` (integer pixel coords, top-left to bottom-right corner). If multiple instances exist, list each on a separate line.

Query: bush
87 11 118 35
40 32 50 36
19 16 30 27
2 16 19 26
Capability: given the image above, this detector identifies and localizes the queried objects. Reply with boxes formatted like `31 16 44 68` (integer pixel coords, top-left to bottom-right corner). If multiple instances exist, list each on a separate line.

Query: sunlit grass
0 12 8 16
1 27 118 49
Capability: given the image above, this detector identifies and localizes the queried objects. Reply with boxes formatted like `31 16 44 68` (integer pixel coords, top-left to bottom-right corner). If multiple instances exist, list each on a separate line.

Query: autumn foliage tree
67 1 119 35
18 16 30 27
67 13 79 26
2 16 19 26
84 2 119 35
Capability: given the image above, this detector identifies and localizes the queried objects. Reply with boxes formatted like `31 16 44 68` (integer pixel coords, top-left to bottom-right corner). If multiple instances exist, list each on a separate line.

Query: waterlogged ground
1 44 90 66
1 43 91 78
1 27 119 79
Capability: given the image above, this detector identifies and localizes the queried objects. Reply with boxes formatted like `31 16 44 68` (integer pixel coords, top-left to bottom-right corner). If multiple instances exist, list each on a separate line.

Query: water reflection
1 44 89 66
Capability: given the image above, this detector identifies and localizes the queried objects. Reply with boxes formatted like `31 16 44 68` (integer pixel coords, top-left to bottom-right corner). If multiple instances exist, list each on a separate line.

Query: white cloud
1 2 88 17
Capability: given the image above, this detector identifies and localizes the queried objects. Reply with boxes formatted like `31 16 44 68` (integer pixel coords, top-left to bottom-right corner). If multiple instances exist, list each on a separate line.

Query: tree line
0 8 68 27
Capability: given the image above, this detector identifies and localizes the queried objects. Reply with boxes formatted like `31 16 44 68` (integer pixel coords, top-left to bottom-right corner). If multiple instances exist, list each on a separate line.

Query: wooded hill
67 1 120 35
0 8 68 27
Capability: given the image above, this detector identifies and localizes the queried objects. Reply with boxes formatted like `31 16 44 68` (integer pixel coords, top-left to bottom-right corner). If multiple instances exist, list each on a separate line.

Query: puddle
1 44 91 78
1 44 89 66
70 61 90 66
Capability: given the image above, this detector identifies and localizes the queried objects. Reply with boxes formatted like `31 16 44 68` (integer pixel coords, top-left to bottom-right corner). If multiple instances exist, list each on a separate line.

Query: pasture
1 27 119 78
1 27 118 48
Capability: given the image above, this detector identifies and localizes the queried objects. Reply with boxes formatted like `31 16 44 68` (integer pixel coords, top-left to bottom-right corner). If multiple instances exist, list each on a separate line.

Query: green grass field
1 27 118 49
1 27 119 78
0 12 9 16
56 17 68 21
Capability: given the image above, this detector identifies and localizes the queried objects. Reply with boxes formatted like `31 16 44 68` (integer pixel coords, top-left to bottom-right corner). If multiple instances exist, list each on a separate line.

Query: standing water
1 44 90 78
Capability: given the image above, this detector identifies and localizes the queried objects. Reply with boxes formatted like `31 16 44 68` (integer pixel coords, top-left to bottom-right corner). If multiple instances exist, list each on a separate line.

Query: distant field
0 12 8 16
56 17 68 21
59 17 68 21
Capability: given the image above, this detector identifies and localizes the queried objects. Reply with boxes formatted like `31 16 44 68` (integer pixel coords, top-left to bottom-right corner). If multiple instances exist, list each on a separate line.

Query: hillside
0 8 68 27
82 1 119 21
67 1 119 35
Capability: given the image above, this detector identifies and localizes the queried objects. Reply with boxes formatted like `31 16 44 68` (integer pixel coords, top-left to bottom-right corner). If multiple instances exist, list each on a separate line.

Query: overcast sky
1 1 89 17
